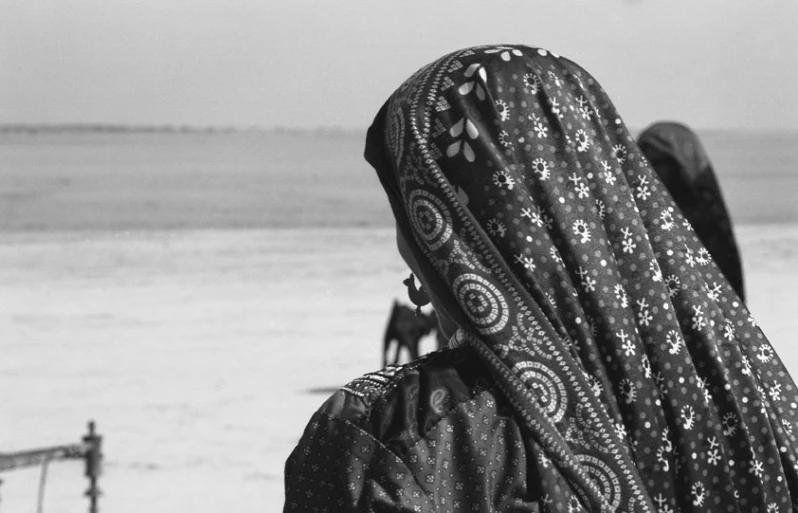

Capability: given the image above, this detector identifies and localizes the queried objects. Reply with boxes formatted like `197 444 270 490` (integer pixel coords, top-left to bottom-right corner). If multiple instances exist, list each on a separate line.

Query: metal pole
36 459 50 513
0 445 87 472
0 421 103 513
82 421 102 513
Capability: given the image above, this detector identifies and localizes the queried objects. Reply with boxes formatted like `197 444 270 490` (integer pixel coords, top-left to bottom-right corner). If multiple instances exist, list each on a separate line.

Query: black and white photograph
2 1 797 511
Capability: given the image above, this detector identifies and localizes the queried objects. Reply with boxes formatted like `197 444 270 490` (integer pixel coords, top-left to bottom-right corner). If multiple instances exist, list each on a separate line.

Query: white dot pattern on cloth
376 45 798 512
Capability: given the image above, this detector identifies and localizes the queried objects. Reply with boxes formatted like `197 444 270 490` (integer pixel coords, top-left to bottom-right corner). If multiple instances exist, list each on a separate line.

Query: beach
1 131 797 512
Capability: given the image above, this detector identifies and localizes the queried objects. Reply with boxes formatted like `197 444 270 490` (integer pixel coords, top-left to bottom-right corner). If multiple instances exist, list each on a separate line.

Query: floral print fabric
363 45 798 512
637 122 745 301
285 45 798 512
285 348 547 511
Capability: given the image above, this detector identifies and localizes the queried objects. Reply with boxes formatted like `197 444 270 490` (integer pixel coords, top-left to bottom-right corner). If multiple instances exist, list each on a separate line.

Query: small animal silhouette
383 300 446 367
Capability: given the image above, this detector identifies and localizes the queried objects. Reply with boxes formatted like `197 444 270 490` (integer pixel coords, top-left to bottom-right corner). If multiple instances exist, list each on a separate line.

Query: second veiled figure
285 45 797 512
637 122 745 301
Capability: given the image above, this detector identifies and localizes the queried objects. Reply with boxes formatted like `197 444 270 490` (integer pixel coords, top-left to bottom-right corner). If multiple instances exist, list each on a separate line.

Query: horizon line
0 123 364 135
1 123 796 136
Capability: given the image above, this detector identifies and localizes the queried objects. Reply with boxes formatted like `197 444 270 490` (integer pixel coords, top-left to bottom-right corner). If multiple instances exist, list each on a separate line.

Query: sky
1 0 796 131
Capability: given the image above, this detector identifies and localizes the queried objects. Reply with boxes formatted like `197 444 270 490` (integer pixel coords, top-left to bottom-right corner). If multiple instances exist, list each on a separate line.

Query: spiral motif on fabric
388 107 406 165
514 361 567 423
407 190 453 251
453 273 509 334
575 454 622 511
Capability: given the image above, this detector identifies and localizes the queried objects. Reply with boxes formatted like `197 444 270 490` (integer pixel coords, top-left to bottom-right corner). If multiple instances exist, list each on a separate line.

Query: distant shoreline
1 222 797 239
0 124 364 137
1 124 796 138
2 127 795 230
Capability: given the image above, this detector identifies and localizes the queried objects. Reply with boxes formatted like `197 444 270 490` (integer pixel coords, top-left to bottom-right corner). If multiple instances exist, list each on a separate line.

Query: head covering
638 122 745 301
365 45 798 512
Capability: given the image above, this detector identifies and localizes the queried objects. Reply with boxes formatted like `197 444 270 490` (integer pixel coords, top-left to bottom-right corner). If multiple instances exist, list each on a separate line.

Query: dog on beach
382 301 446 367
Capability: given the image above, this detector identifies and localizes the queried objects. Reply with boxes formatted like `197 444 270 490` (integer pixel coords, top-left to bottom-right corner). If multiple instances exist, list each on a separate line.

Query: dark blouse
283 347 544 512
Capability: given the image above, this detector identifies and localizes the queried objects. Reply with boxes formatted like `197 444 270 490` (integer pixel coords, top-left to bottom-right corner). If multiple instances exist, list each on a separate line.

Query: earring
403 273 430 316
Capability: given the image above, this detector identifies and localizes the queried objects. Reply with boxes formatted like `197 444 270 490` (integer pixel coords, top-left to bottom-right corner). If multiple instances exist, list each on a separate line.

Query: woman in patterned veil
637 122 745 301
284 45 798 512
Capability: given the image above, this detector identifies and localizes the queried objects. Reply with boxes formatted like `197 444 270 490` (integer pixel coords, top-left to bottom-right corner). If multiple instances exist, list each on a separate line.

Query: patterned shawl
637 122 745 301
365 45 798 513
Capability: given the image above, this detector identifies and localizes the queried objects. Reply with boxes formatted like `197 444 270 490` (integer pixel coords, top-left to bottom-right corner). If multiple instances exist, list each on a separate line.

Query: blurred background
1 1 796 511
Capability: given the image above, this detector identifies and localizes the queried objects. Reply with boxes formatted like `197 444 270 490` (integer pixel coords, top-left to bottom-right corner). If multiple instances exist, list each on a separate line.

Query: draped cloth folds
365 45 798 512
637 122 745 301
